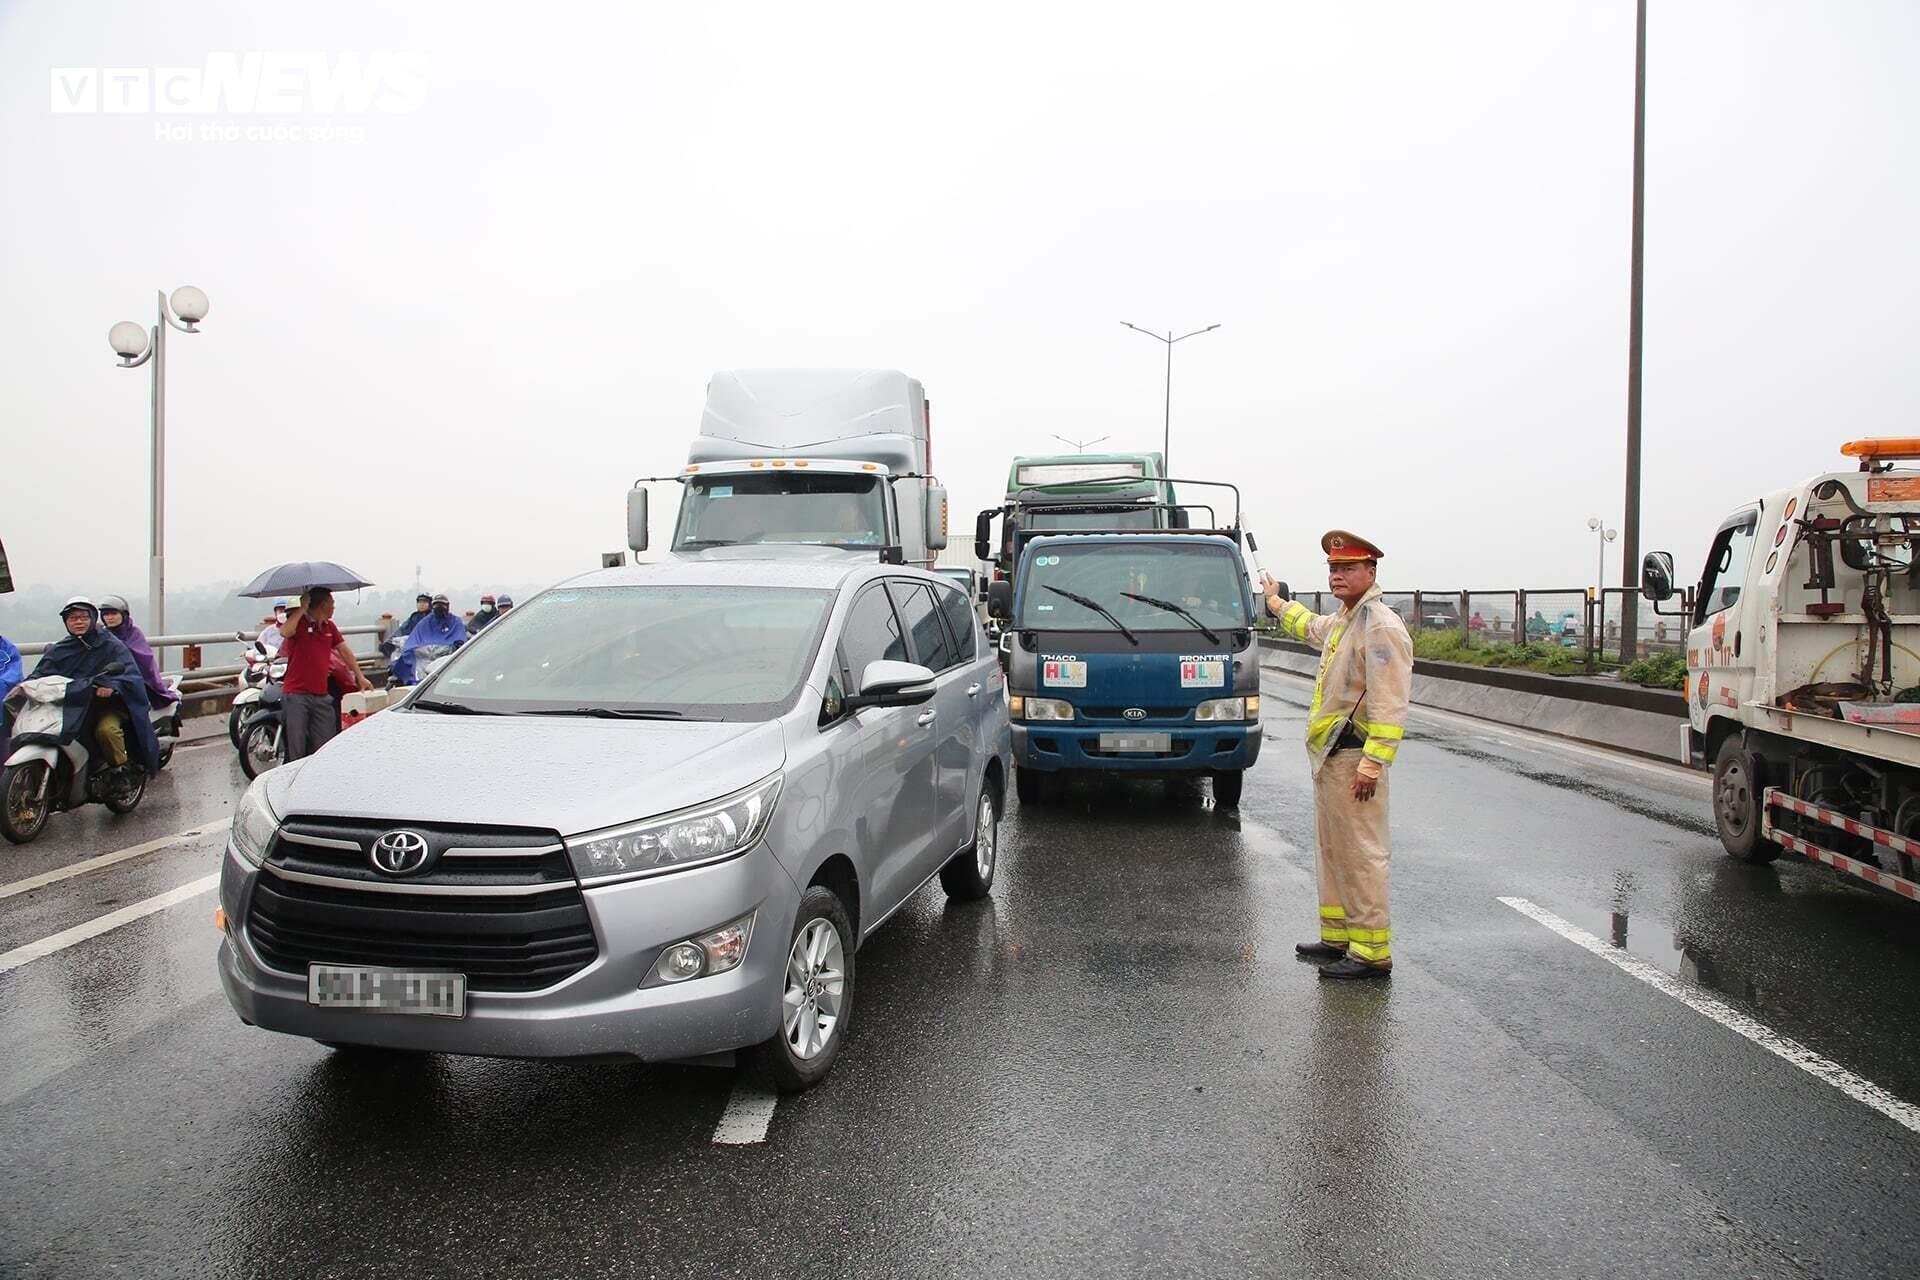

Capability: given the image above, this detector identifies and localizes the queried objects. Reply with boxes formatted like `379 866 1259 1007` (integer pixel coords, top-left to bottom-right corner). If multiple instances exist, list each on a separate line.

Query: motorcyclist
98 594 183 709
495 594 514 618
395 592 469 684
27 598 159 777
0 630 21 759
470 594 501 631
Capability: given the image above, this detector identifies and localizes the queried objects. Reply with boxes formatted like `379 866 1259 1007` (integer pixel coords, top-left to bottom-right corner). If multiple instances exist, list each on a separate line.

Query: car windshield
673 473 887 549
418 585 834 720
1017 543 1249 631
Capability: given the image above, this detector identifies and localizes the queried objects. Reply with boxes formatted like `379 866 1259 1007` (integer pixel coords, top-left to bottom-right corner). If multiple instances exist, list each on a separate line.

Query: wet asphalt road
3 669 1918 1280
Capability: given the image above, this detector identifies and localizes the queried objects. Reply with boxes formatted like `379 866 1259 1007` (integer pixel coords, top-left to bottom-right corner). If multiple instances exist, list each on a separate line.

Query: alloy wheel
782 919 846 1061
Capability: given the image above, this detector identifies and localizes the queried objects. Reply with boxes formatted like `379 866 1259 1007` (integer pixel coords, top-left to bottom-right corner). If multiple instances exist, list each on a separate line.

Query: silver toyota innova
216 554 1011 1091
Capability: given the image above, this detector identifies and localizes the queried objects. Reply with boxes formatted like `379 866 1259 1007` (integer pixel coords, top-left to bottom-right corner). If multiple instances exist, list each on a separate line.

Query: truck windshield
1024 507 1160 532
1017 544 1249 632
418 585 834 720
674 473 887 549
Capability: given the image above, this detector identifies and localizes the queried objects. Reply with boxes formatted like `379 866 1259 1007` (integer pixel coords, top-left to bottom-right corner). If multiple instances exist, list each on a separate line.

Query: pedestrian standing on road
278 588 371 761
1262 531 1413 980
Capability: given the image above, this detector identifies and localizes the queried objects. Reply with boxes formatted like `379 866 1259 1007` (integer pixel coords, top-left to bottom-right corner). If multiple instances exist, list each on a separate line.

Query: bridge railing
16 625 390 705
1266 587 1686 665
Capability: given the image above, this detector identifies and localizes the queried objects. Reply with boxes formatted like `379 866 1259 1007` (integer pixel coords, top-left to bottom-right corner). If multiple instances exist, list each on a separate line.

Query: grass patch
1410 628 1581 675
1620 650 1688 690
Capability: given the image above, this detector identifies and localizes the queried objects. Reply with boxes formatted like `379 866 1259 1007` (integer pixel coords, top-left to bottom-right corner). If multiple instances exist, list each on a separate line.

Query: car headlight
651 912 756 985
1194 696 1258 722
567 773 781 885
1023 697 1075 721
231 778 279 866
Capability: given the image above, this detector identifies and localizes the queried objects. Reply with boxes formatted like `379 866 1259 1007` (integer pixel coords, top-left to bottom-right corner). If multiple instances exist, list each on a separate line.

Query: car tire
1212 769 1245 808
1714 736 1781 864
749 886 855 1095
940 783 999 901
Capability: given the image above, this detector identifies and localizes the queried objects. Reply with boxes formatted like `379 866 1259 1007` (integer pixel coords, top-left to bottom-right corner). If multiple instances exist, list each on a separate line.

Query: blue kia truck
988 529 1262 808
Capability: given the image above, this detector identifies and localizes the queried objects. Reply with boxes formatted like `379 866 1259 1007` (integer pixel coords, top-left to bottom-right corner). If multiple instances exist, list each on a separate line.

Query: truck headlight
1024 697 1075 721
568 774 781 885
1194 696 1257 722
231 778 279 866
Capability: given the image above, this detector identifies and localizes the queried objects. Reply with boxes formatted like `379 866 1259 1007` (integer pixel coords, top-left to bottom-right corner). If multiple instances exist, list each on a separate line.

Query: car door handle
966 683 982 697
916 710 937 727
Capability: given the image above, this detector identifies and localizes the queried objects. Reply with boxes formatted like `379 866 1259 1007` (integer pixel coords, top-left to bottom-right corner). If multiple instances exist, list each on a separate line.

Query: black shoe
1295 941 1348 962
1318 956 1391 981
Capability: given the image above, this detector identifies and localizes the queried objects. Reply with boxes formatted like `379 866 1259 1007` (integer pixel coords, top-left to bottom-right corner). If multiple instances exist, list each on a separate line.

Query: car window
1695 510 1758 625
934 582 978 661
888 581 959 672
840 584 907 687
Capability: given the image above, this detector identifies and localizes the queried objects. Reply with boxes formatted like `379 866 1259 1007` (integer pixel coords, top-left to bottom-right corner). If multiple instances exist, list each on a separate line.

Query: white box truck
1642 437 1920 903
626 369 948 567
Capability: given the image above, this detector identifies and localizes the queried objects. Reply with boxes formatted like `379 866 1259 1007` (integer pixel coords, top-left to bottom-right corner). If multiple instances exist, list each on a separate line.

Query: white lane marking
1499 895 1920 1135
0 873 221 976
0 824 221 900
712 1082 779 1144
1260 663 1706 786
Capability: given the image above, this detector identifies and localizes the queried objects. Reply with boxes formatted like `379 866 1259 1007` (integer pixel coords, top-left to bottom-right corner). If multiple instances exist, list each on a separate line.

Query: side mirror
924 486 949 552
626 488 649 554
846 659 936 711
987 580 1013 620
1641 551 1676 603
974 509 995 563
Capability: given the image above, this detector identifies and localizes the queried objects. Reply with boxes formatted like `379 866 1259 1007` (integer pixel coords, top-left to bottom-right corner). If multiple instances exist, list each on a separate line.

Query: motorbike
151 674 183 770
3 672 148 844
236 676 286 781
391 642 455 687
230 648 287 748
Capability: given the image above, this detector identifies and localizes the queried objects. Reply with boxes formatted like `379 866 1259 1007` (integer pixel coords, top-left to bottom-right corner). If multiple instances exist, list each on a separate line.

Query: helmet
58 596 96 619
481 594 496 604
273 598 290 610
431 592 450 606
497 595 514 608
99 593 130 615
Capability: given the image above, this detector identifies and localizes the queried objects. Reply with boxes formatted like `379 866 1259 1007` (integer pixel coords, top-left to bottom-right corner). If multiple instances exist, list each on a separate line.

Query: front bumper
1013 720 1262 774
216 839 801 1061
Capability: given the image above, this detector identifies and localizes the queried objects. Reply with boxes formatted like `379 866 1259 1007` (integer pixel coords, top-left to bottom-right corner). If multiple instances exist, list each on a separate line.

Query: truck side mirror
925 486 949 552
987 580 1013 620
974 509 995 563
1641 551 1676 603
626 488 649 554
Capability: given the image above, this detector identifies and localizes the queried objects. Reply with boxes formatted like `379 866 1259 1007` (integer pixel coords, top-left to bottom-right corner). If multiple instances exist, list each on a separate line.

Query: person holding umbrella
277 588 372 761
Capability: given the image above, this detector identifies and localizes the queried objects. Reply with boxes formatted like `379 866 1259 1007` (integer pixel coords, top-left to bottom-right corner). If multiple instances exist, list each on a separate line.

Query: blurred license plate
308 965 466 1017
1099 732 1172 753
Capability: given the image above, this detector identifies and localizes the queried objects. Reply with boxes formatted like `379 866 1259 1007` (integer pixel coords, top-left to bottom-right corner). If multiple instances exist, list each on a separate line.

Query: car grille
1080 706 1192 722
245 817 597 993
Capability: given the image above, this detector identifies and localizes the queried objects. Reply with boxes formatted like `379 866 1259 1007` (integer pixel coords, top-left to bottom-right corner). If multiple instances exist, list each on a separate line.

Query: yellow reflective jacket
1270 585 1412 777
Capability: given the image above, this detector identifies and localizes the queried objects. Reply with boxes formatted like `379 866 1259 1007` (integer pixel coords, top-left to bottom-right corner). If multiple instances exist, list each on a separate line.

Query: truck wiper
1121 592 1222 644
1040 585 1138 645
518 707 716 721
410 698 500 715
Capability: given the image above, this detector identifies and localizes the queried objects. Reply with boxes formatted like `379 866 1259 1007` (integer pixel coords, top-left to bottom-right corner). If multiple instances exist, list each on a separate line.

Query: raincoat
103 603 181 705
395 609 468 684
0 635 21 703
29 611 160 773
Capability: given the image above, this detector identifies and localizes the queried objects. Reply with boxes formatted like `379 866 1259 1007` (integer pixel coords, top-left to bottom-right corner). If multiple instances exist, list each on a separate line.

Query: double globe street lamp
109 286 210 651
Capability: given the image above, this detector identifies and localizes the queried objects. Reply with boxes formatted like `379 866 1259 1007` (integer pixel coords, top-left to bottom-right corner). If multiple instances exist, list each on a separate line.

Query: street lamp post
109 286 210 656
1589 515 1618 653
1619 0 1649 659
1120 322 1219 474
1050 434 1110 454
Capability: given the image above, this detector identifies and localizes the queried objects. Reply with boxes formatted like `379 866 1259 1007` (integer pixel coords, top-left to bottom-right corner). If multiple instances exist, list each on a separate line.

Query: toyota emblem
370 829 431 876
1123 707 1148 722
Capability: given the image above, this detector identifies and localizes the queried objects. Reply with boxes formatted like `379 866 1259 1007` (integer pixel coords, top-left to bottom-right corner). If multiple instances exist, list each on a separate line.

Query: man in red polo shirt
277 587 371 760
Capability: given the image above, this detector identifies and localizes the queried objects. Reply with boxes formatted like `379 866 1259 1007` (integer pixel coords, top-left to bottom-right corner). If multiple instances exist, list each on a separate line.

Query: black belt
1334 724 1367 751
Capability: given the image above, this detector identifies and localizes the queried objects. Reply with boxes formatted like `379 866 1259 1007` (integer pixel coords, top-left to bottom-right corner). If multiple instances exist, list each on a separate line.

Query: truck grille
245 817 597 993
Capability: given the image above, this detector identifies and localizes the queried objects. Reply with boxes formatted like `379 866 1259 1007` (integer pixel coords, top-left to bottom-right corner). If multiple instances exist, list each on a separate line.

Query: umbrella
237 561 374 599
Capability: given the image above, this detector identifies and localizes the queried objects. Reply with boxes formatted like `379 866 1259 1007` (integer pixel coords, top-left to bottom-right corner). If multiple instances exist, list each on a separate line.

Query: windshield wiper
1039 585 1139 645
517 707 715 721
409 698 499 715
1121 592 1222 644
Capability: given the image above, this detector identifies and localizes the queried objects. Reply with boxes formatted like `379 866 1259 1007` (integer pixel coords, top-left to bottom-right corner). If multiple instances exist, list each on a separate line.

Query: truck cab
975 453 1174 590
1644 438 1920 899
991 531 1261 808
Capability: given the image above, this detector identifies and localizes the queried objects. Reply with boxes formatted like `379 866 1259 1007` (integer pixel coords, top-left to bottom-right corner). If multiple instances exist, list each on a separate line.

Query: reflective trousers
1313 749 1392 966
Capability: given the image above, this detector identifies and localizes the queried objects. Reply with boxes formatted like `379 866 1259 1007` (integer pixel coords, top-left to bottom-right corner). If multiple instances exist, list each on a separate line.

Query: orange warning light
1842 439 1920 460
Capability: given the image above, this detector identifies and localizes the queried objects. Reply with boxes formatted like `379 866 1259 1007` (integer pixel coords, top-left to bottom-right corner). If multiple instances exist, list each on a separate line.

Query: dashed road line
0 874 220 976
0 824 221 900
1499 895 1920 1135
712 1081 779 1144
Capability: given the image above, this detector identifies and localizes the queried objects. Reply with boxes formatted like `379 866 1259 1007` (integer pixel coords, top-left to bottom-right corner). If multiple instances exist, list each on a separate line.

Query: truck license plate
1099 732 1172 753
308 965 466 1017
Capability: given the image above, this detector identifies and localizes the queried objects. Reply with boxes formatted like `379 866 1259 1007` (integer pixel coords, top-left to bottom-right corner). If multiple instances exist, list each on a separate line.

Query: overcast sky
3 0 1914 605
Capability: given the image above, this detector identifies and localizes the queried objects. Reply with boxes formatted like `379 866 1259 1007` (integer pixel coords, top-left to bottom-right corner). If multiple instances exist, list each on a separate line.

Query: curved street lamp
1120 321 1219 473
109 286 210 651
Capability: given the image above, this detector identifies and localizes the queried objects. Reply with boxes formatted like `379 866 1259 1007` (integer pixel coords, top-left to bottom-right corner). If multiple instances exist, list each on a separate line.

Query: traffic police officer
1262 531 1413 980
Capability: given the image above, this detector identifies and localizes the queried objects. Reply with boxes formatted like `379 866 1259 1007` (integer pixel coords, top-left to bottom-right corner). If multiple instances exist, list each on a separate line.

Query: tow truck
1642 437 1920 901
987 482 1260 808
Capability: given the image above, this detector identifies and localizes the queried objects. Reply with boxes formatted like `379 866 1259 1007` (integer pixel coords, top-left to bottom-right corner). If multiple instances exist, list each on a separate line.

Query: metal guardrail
15 625 388 704
1271 588 1686 665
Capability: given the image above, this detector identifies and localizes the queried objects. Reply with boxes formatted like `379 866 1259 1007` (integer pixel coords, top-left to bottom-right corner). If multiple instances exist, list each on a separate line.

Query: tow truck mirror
987 580 1013 620
925 486 949 552
847 659 937 711
626 488 649 554
1641 551 1676 603
974 510 995 562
